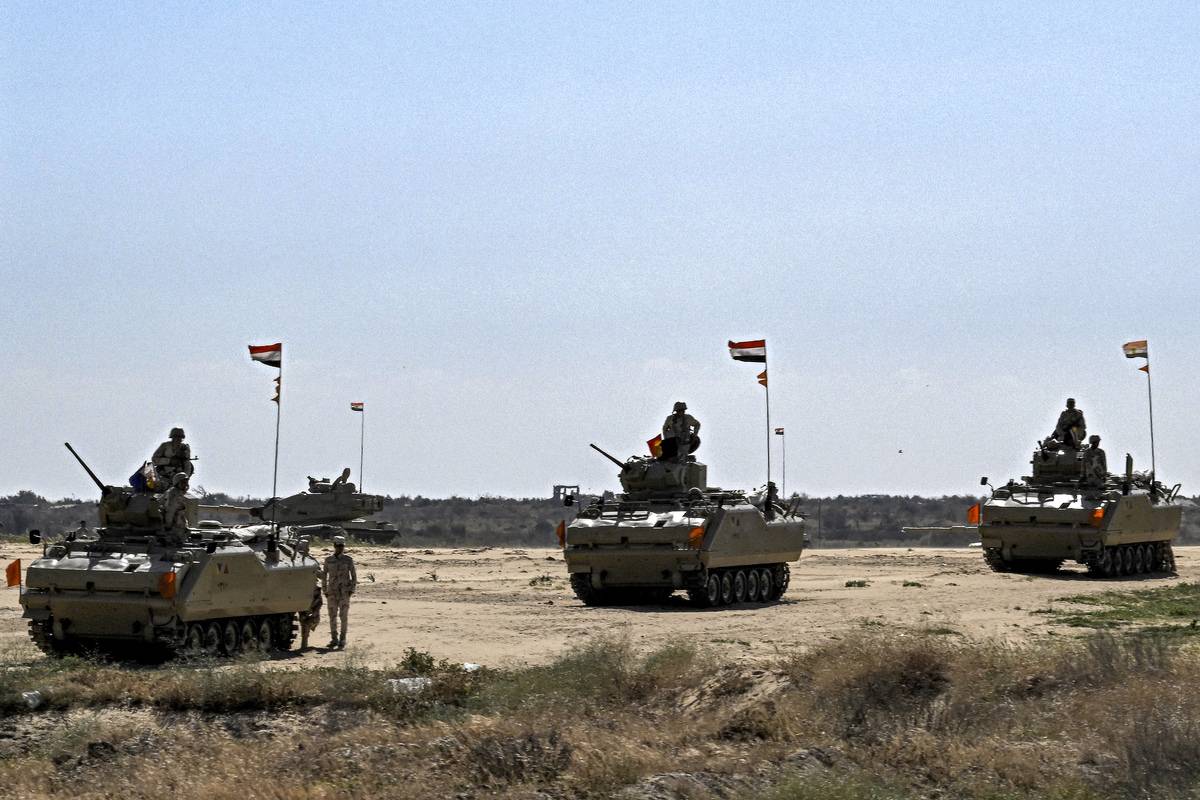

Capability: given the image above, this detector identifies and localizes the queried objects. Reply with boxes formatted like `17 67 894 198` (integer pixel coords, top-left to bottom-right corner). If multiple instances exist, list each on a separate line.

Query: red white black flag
350 402 364 412
728 339 766 363
249 342 282 368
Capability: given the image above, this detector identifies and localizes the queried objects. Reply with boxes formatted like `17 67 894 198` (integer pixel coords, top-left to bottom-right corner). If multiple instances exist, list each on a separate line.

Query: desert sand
2 543 1193 667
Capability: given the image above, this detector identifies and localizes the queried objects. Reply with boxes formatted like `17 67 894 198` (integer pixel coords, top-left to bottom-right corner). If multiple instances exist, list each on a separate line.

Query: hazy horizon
4 3 1197 500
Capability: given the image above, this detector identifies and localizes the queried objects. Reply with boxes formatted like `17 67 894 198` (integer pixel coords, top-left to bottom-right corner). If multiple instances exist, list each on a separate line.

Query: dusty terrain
2 543 1195 666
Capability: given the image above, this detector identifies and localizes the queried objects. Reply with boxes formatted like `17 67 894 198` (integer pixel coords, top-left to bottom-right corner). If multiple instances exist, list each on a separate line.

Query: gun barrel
64 442 106 492
589 443 627 470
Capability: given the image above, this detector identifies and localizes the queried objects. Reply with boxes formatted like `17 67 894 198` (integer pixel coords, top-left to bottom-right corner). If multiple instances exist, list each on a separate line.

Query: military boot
337 636 346 649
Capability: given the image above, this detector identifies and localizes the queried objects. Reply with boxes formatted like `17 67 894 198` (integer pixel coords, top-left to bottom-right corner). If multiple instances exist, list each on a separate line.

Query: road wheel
1164 544 1177 573
255 619 274 651
719 572 734 605
183 623 204 655
273 614 298 650
239 619 258 653
732 570 748 603
758 568 774 602
221 620 240 654
745 569 760 602
203 622 222 655
1134 545 1148 574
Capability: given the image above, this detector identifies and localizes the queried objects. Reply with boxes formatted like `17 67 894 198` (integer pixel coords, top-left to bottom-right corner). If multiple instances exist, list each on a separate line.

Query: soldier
152 427 194 486
161 473 191 532
1083 434 1108 487
661 402 701 463
323 535 357 649
67 520 89 542
330 467 355 492
298 582 323 651
1054 399 1086 448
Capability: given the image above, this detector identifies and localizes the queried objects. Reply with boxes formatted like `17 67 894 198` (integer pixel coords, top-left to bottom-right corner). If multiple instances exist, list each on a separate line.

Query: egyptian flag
351 402 364 412
1123 340 1148 359
728 339 766 362
249 342 282 368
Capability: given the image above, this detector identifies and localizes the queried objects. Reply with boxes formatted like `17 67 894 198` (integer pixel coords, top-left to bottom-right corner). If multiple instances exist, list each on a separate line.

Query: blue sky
2 2 1198 500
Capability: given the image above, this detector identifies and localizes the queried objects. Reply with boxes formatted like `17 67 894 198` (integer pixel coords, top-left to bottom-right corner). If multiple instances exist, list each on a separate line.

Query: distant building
552 484 580 502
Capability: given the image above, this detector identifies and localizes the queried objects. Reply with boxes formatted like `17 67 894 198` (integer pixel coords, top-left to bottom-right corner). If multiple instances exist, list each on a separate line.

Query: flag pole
359 406 365 493
764 353 772 491
1146 352 1156 482
271 362 281 536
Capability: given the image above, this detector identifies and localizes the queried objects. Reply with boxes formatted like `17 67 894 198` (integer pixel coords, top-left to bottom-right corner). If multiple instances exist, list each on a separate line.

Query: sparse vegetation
4 630 1200 798
1049 582 1200 633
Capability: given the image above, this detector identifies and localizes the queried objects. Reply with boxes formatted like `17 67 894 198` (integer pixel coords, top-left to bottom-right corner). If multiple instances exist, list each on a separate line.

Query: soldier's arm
691 416 701 433
349 559 358 592
321 560 330 592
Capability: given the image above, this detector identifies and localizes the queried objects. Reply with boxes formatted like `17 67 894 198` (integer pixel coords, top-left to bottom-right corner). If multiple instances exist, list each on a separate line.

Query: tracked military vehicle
248 476 396 543
976 438 1182 576
562 445 807 607
19 444 319 657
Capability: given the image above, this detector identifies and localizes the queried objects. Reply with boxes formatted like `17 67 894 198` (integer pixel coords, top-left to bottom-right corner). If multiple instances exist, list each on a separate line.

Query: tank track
687 564 789 608
28 613 301 660
572 564 792 608
1084 542 1176 578
27 620 65 658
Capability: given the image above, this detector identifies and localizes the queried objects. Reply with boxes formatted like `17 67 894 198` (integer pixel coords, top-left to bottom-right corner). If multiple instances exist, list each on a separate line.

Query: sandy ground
2 543 1195 668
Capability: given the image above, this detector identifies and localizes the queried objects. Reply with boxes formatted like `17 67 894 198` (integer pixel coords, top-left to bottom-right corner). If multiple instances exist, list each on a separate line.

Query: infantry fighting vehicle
562 445 807 607
19 444 319 657
975 439 1182 576
248 477 397 543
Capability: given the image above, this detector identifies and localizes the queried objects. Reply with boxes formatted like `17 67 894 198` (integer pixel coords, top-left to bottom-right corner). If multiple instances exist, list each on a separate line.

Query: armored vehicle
976 439 1181 576
249 476 396 543
251 477 384 525
562 445 807 607
19 444 319 657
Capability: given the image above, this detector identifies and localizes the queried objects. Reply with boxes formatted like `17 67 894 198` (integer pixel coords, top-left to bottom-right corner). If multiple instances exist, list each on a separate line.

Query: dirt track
2 543 1194 667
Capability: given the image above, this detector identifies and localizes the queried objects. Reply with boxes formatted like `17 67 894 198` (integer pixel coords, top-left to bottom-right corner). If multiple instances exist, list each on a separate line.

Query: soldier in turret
1054 399 1086 448
330 467 355 493
323 535 357 649
152 427 193 486
662 402 701 463
161 473 191 532
1082 434 1107 488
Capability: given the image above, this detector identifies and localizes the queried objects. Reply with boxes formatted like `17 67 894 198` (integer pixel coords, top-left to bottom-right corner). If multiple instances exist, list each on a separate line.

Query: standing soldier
152 427 194 486
661 402 701 463
161 473 191 533
1082 435 1108 488
323 535 357 649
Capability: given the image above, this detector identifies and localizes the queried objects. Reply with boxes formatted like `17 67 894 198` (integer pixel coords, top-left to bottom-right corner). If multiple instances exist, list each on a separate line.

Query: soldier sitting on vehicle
330 467 356 493
152 427 194 486
1053 398 1087 448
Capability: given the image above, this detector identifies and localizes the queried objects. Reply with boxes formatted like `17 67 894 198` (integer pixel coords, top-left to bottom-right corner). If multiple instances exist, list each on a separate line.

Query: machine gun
64 442 106 493
589 443 628 471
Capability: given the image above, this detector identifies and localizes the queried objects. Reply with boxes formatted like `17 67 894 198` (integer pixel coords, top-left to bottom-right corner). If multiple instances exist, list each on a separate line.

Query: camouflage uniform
1083 437 1107 487
161 474 190 532
152 431 194 485
298 583 323 650
662 407 701 463
1055 402 1086 447
323 544 357 647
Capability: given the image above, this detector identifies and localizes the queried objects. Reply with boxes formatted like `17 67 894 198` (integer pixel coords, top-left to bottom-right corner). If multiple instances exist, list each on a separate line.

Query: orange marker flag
646 435 663 458
757 369 768 387
1139 365 1149 373
967 504 980 525
5 559 20 588
555 520 566 548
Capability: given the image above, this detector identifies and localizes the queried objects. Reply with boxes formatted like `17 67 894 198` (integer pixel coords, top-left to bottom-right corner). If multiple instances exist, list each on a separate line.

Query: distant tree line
5 489 1198 548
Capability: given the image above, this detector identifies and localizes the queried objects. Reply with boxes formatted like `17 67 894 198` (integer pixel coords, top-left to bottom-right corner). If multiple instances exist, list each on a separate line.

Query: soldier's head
170 427 185 441
1065 399 1075 409
1089 435 1101 446
173 472 189 489
79 520 87 528
333 534 346 552
673 401 687 414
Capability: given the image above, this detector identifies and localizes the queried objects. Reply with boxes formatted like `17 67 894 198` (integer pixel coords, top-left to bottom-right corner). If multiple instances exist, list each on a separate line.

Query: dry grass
4 631 1200 799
